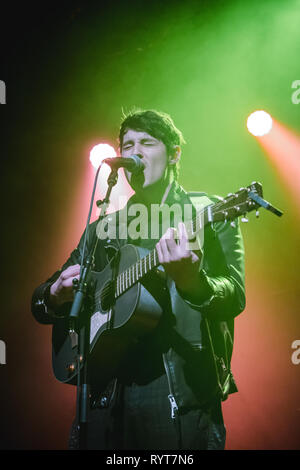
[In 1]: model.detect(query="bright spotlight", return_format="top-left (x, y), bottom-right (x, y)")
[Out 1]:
top-left (247, 110), bottom-right (273, 136)
top-left (89, 143), bottom-right (116, 169)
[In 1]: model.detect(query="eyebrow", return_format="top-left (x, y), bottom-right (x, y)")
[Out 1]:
top-left (123, 137), bottom-right (158, 146)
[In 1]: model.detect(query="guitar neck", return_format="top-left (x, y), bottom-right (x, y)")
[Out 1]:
top-left (115, 247), bottom-right (160, 297)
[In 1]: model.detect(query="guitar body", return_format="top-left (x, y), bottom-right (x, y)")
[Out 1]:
top-left (52, 244), bottom-right (164, 389)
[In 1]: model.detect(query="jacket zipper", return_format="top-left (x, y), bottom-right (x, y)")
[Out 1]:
top-left (162, 353), bottom-right (178, 419)
top-left (163, 352), bottom-right (182, 449)
top-left (168, 394), bottom-right (178, 419)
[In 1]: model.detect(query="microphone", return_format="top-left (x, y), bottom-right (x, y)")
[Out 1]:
top-left (103, 155), bottom-right (145, 174)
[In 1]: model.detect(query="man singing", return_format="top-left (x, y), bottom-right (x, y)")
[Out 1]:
top-left (31, 109), bottom-right (245, 450)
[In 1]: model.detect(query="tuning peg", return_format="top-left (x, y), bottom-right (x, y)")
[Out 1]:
top-left (241, 216), bottom-right (249, 223)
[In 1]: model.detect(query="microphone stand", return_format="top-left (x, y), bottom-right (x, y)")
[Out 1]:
top-left (69, 167), bottom-right (118, 450)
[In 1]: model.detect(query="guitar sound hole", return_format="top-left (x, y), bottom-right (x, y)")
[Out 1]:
top-left (100, 281), bottom-right (115, 312)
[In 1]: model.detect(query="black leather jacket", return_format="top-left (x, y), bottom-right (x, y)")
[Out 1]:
top-left (31, 182), bottom-right (245, 413)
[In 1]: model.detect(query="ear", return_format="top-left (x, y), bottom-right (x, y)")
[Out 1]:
top-left (169, 145), bottom-right (181, 165)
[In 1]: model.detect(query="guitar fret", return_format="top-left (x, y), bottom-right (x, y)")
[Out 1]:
top-left (207, 205), bottom-right (213, 222)
top-left (193, 218), bottom-right (197, 233)
top-left (186, 221), bottom-right (193, 239)
top-left (193, 213), bottom-right (199, 233)
top-left (140, 259), bottom-right (143, 277)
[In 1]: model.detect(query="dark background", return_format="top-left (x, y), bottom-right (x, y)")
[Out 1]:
top-left (0, 0), bottom-right (299, 450)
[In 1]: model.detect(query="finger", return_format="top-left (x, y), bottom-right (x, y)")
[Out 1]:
top-left (164, 233), bottom-right (178, 256)
top-left (155, 242), bottom-right (163, 264)
top-left (190, 250), bottom-right (200, 263)
top-left (61, 264), bottom-right (81, 280)
top-left (61, 274), bottom-right (80, 289)
top-left (161, 227), bottom-right (176, 241)
top-left (158, 237), bottom-right (171, 263)
top-left (178, 222), bottom-right (188, 241)
top-left (162, 227), bottom-right (179, 257)
top-left (65, 264), bottom-right (81, 275)
top-left (177, 222), bottom-right (189, 254)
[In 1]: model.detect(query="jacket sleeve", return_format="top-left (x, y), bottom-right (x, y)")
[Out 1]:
top-left (31, 229), bottom-right (88, 325)
top-left (180, 216), bottom-right (246, 322)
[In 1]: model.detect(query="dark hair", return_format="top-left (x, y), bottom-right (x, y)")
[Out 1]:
top-left (119, 108), bottom-right (185, 180)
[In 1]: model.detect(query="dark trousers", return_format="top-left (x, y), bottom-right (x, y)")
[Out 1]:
top-left (69, 374), bottom-right (226, 450)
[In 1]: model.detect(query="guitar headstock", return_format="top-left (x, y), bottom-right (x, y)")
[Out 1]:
top-left (212, 182), bottom-right (263, 223)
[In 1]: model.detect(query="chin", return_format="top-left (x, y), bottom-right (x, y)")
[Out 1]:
top-left (129, 172), bottom-right (145, 191)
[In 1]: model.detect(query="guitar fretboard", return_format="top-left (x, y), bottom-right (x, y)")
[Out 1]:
top-left (115, 248), bottom-right (159, 296)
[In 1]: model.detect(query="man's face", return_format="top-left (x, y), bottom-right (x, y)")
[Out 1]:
top-left (121, 129), bottom-right (169, 189)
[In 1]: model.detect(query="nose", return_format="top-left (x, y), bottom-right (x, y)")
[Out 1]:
top-left (133, 152), bottom-right (144, 160)
top-left (130, 142), bottom-right (144, 157)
